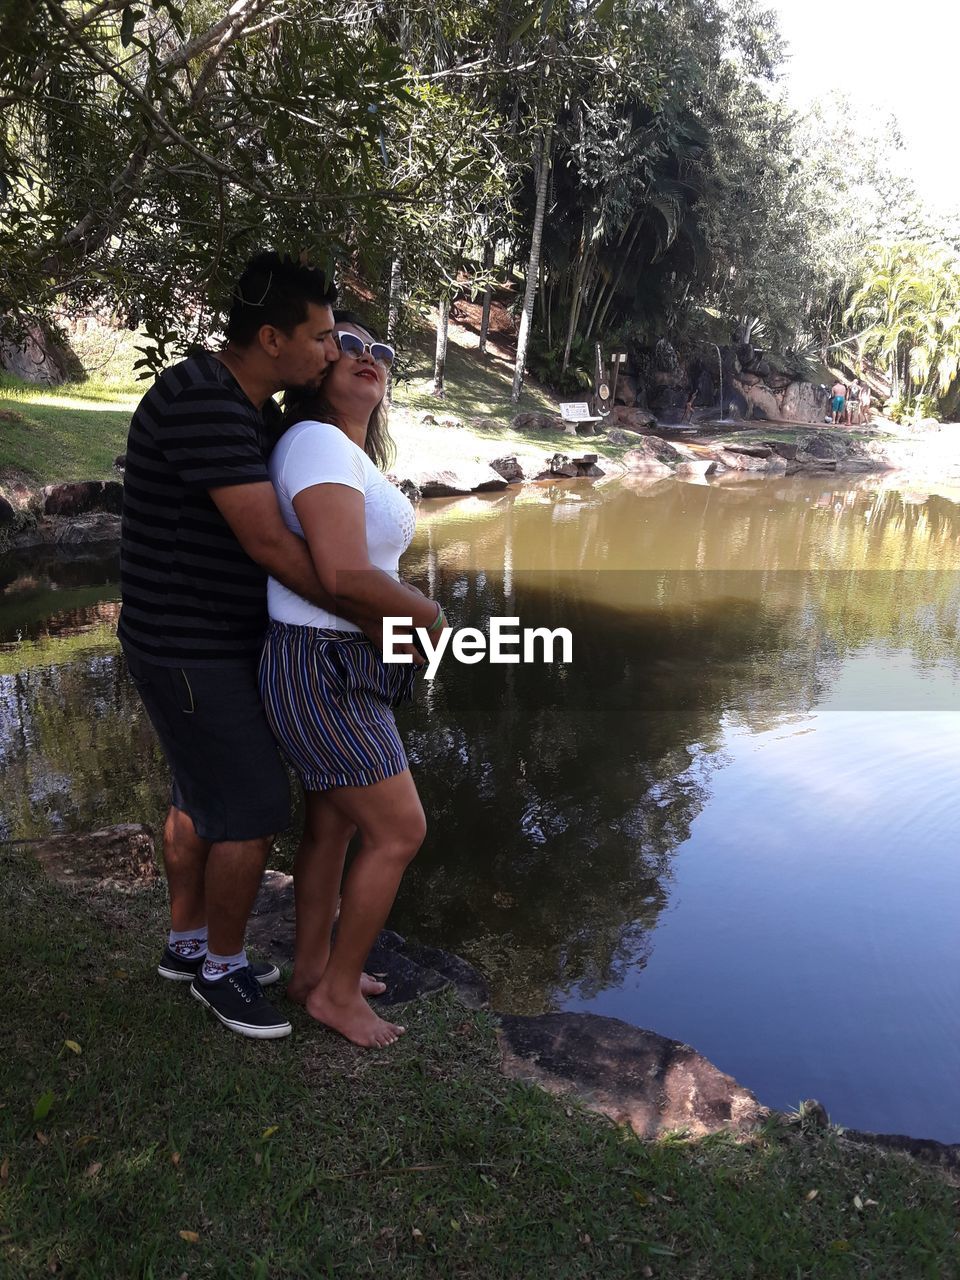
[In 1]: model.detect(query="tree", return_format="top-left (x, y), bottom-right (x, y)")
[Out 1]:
top-left (0, 0), bottom-right (507, 367)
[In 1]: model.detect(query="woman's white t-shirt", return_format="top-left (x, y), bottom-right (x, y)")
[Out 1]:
top-left (268, 419), bottom-right (416, 630)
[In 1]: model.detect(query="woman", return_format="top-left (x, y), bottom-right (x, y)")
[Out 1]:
top-left (259, 312), bottom-right (445, 1047)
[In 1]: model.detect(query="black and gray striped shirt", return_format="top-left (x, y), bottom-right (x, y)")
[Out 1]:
top-left (118, 351), bottom-right (283, 664)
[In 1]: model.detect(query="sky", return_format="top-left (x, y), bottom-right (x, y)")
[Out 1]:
top-left (770, 0), bottom-right (959, 210)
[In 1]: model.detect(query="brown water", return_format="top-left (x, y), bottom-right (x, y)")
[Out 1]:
top-left (2, 474), bottom-right (959, 1140)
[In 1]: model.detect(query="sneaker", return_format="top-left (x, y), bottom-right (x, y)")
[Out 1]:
top-left (190, 966), bottom-right (292, 1040)
top-left (158, 946), bottom-right (280, 986)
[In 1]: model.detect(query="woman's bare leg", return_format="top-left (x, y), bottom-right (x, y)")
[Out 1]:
top-left (306, 769), bottom-right (426, 1047)
top-left (286, 792), bottom-right (387, 1004)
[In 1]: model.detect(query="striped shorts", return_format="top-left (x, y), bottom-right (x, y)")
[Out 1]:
top-left (259, 622), bottom-right (418, 792)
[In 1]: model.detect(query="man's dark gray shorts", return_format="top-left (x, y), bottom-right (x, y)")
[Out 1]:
top-left (123, 646), bottom-right (290, 843)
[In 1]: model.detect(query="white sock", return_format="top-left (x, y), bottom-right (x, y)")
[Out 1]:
top-left (168, 926), bottom-right (208, 959)
top-left (201, 949), bottom-right (247, 982)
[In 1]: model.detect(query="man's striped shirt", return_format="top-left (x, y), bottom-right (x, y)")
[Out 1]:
top-left (118, 351), bottom-right (283, 664)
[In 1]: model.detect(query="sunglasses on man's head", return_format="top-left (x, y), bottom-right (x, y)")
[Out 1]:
top-left (334, 330), bottom-right (395, 367)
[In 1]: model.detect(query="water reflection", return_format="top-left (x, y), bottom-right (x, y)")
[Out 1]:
top-left (1, 475), bottom-right (959, 1137)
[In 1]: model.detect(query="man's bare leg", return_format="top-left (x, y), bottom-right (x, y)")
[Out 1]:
top-left (163, 806), bottom-right (211, 931)
top-left (204, 834), bottom-right (273, 957)
top-left (306, 770), bottom-right (426, 1047)
top-left (287, 793), bottom-right (388, 1004)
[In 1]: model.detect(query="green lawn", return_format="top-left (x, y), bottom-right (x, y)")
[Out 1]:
top-left (2, 853), bottom-right (957, 1279)
top-left (0, 320), bottom-right (562, 486)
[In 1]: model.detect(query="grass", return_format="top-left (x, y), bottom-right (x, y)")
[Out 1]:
top-left (2, 852), bottom-right (958, 1279)
top-left (0, 321), bottom-right (611, 488)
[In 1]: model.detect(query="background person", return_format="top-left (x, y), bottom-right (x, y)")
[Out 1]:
top-left (260, 313), bottom-right (445, 1048)
top-left (831, 378), bottom-right (848, 424)
top-left (845, 379), bottom-right (861, 426)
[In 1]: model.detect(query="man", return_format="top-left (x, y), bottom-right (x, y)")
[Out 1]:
top-left (845, 379), bottom-right (860, 427)
top-left (831, 378), bottom-right (847, 425)
top-left (120, 251), bottom-right (351, 1040)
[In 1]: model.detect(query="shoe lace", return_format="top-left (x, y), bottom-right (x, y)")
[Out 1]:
top-left (226, 966), bottom-right (261, 1005)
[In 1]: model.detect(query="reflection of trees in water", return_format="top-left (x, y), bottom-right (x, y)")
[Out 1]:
top-left (5, 480), bottom-right (960, 1011)
top-left (0, 655), bottom-right (167, 840)
top-left (391, 569), bottom-right (828, 1013)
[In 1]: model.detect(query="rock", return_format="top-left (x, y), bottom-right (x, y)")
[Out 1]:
top-left (766, 440), bottom-right (798, 461)
top-left (799, 432), bottom-right (845, 462)
top-left (14, 511), bottom-right (124, 548)
top-left (610, 406), bottom-right (657, 431)
top-left (246, 869), bottom-right (488, 1008)
top-left (398, 478), bottom-right (422, 504)
top-left (497, 1012), bottom-right (765, 1140)
top-left (53, 513), bottom-right (122, 544)
top-left (511, 412), bottom-right (564, 433)
top-left (623, 455), bottom-right (673, 478)
top-left (781, 381), bottom-right (828, 423)
top-left (546, 454), bottom-right (578, 478)
top-left (0, 323), bottom-right (80, 385)
top-left (613, 373), bottom-right (638, 406)
top-left (41, 480), bottom-right (124, 517)
top-left (29, 824), bottom-right (157, 891)
top-left (722, 388), bottom-right (749, 420)
top-left (101, 481), bottom-right (123, 514)
top-left (675, 460), bottom-right (717, 480)
top-left (43, 482), bottom-right (104, 517)
top-left (719, 442), bottom-right (773, 458)
top-left (717, 449), bottom-right (773, 473)
top-left (745, 385), bottom-right (781, 422)
top-left (604, 429), bottom-right (631, 445)
top-left (488, 456), bottom-right (524, 483)
top-left (622, 436), bottom-right (684, 475)
top-left (407, 463), bottom-right (508, 497)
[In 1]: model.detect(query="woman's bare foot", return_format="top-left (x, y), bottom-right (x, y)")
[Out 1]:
top-left (305, 981), bottom-right (405, 1048)
top-left (287, 971), bottom-right (386, 1005)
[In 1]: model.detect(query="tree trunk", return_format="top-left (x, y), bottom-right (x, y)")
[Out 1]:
top-left (562, 235), bottom-right (592, 374)
top-left (511, 126), bottom-right (552, 404)
top-left (385, 256), bottom-right (402, 404)
top-left (433, 294), bottom-right (450, 397)
top-left (478, 241), bottom-right (494, 355)
top-left (586, 216), bottom-right (642, 342)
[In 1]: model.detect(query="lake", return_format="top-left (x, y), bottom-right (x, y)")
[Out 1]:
top-left (2, 471), bottom-right (959, 1141)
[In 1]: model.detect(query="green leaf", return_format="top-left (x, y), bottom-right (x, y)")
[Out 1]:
top-left (33, 1091), bottom-right (54, 1123)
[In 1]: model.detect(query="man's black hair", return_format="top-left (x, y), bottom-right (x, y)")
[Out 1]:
top-left (225, 251), bottom-right (337, 345)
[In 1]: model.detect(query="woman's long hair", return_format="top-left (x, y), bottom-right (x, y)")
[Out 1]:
top-left (282, 309), bottom-right (395, 471)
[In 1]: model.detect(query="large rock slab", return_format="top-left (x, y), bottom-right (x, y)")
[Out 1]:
top-left (622, 436), bottom-right (685, 477)
top-left (488, 455), bottom-right (524, 483)
top-left (42, 481), bottom-right (123, 517)
top-left (497, 1012), bottom-right (765, 1139)
top-left (28, 824), bottom-right (157, 892)
top-left (404, 463), bottom-right (508, 498)
top-left (14, 512), bottom-right (124, 548)
top-left (246, 869), bottom-right (490, 1009)
top-left (609, 406), bottom-right (657, 432)
top-left (511, 411), bottom-right (565, 433)
top-left (781, 381), bottom-right (829, 424)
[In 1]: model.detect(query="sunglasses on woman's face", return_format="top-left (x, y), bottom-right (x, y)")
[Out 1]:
top-left (334, 330), bottom-right (395, 367)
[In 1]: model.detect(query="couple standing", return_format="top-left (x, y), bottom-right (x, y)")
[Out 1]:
top-left (119, 252), bottom-right (445, 1047)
